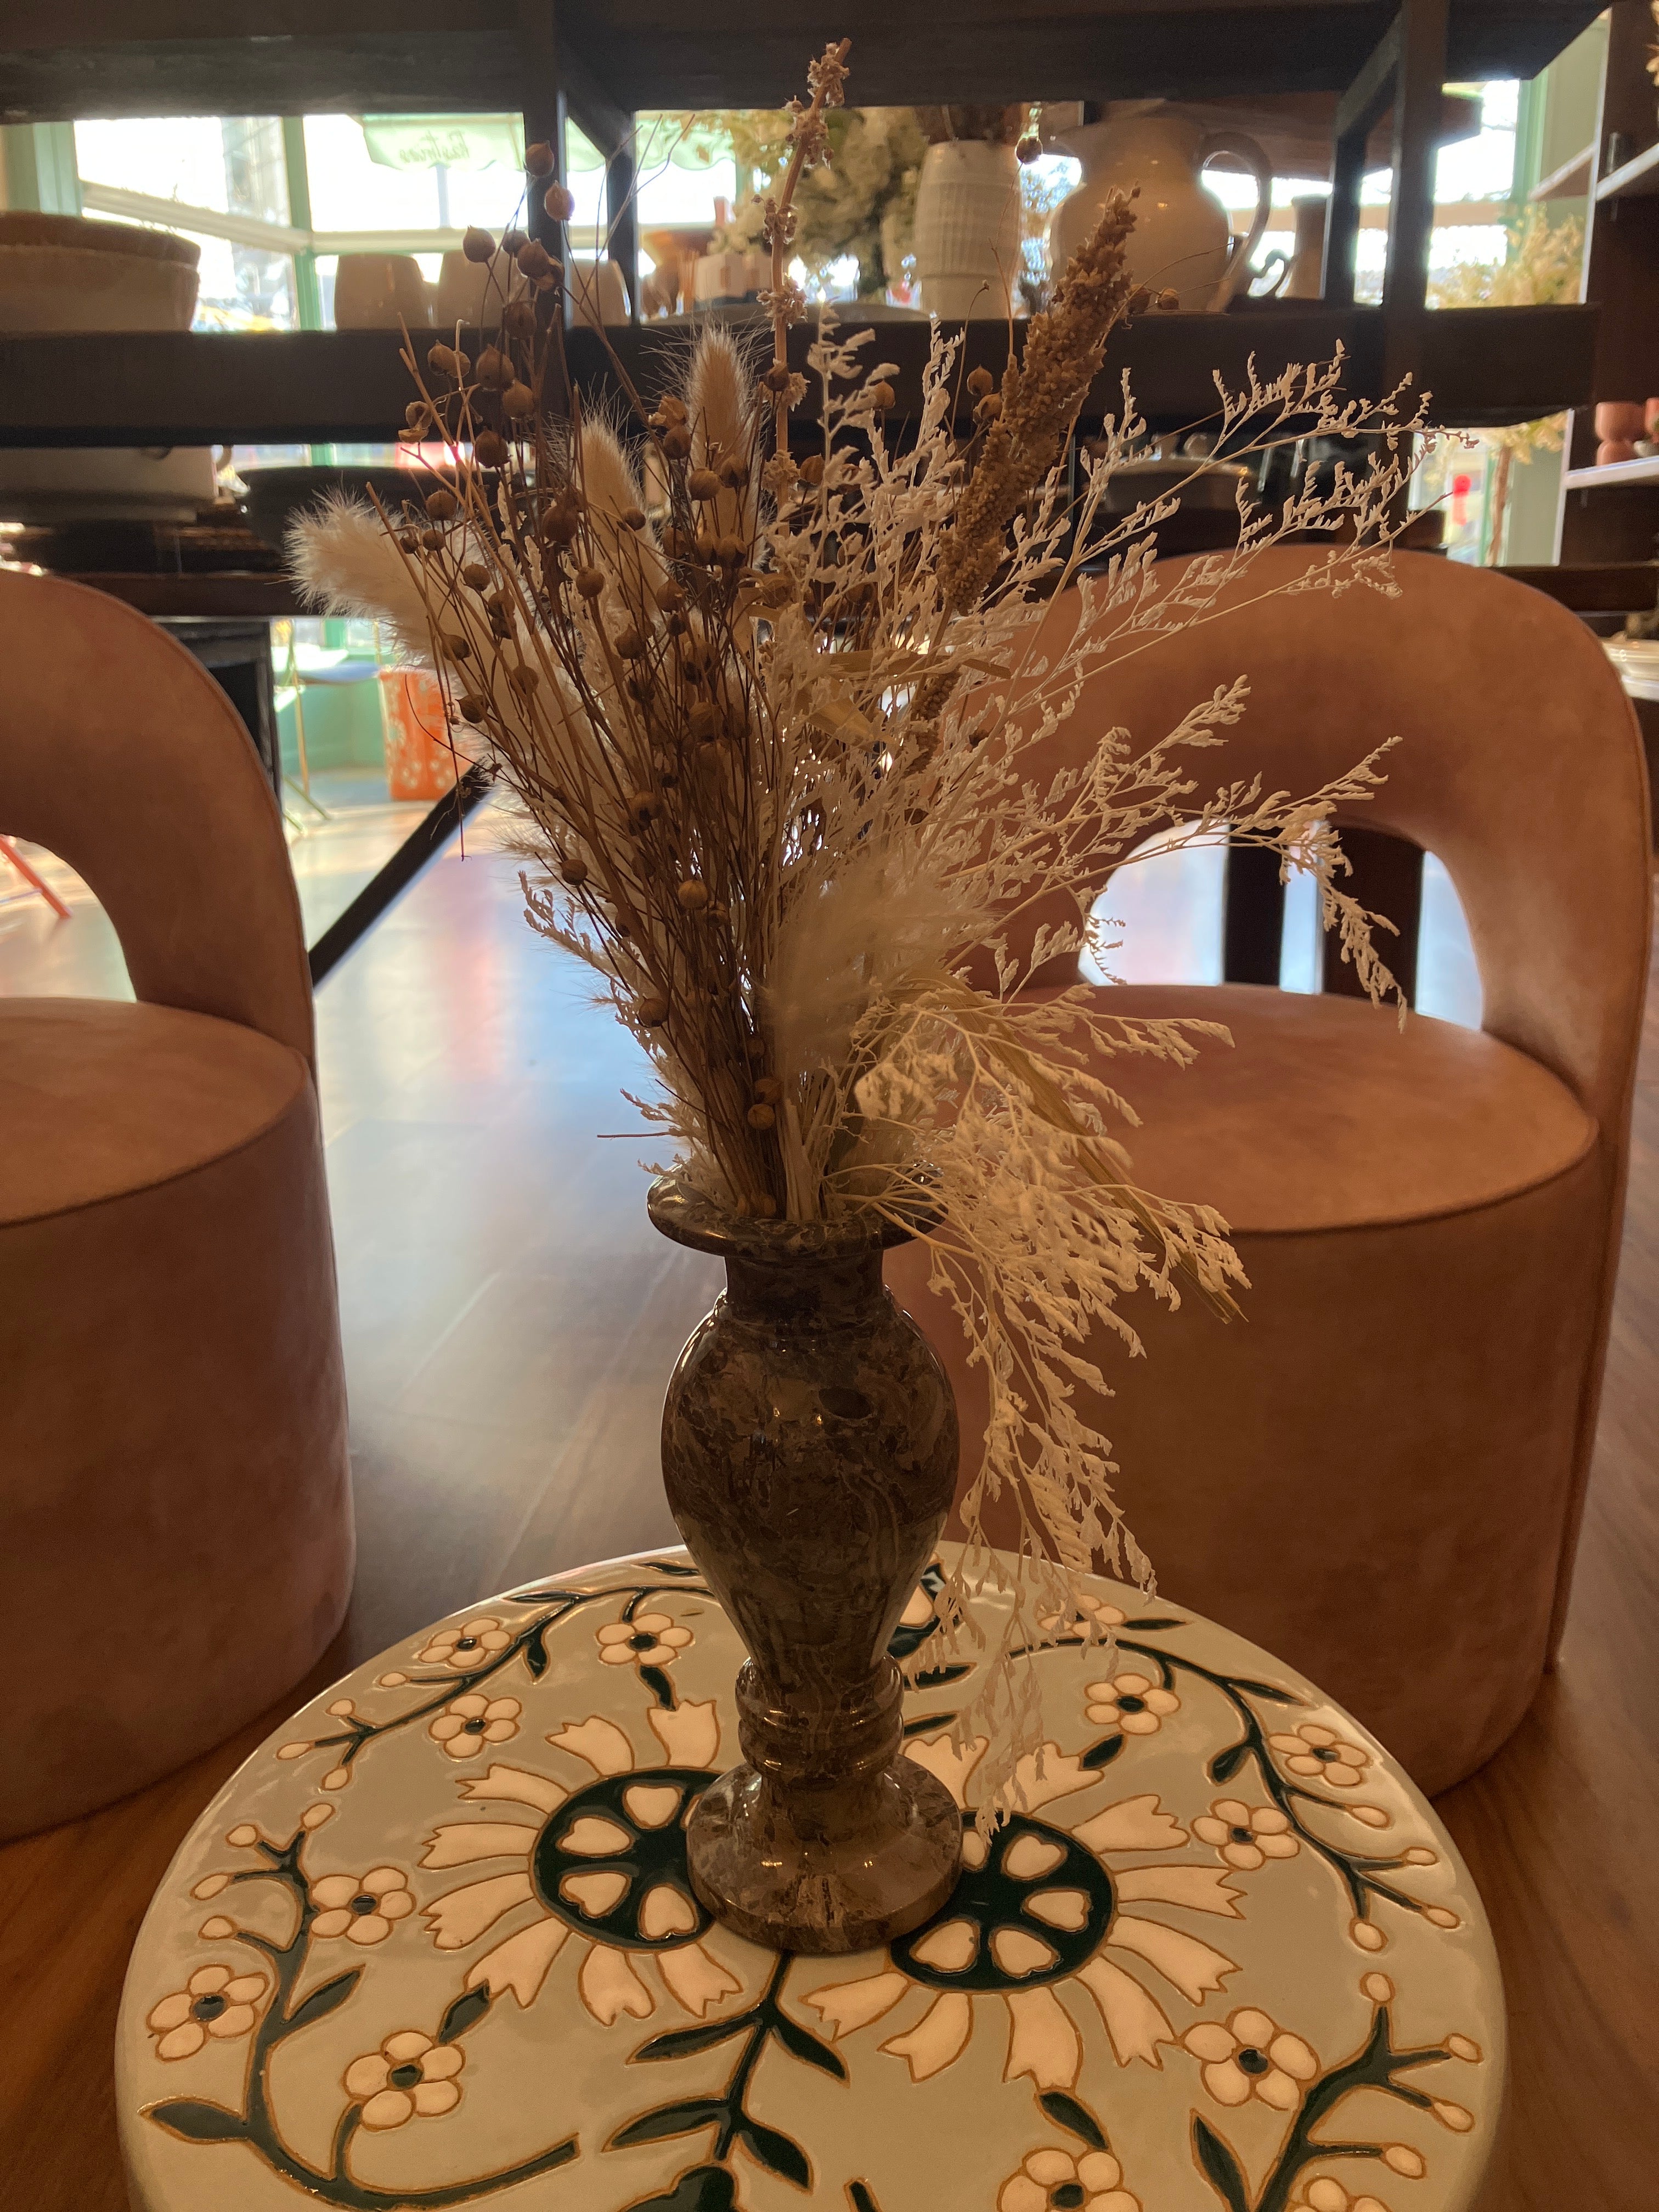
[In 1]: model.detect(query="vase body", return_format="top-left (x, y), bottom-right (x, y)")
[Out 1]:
top-left (649, 1174), bottom-right (962, 1953)
top-left (912, 139), bottom-right (1021, 319)
top-left (1050, 106), bottom-right (1272, 312)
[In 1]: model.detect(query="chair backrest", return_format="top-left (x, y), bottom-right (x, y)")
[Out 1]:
top-left (0, 570), bottom-right (314, 1066)
top-left (1018, 548), bottom-right (1651, 1137)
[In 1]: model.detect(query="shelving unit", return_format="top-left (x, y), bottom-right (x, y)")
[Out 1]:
top-left (1564, 454), bottom-right (1659, 488)
top-left (1595, 136), bottom-right (1659, 199)
top-left (0, 0), bottom-right (1611, 446)
top-left (0, 302), bottom-right (1601, 448)
top-left (1555, 0), bottom-right (1659, 563)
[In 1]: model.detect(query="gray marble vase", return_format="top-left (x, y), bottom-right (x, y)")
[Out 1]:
top-left (648, 1172), bottom-right (963, 1953)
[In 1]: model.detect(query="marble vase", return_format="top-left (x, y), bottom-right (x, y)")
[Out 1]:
top-left (648, 1172), bottom-right (963, 1953)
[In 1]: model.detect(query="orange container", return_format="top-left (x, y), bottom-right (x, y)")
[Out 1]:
top-left (378, 668), bottom-right (464, 802)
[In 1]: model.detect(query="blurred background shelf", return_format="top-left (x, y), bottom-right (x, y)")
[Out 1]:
top-left (0, 2), bottom-right (1609, 116)
top-left (0, 302), bottom-right (1601, 445)
top-left (1563, 454), bottom-right (1659, 489)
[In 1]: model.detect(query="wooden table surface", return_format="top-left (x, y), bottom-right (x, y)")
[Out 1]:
top-left (2, 823), bottom-right (1654, 2210)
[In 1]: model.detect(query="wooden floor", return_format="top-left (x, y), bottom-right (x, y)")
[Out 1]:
top-left (0, 817), bottom-right (1654, 2208)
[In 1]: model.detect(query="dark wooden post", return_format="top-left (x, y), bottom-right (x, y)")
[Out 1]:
top-left (1222, 840), bottom-right (1288, 985)
top-left (1381, 0), bottom-right (1451, 390)
top-left (517, 0), bottom-right (569, 349)
top-left (607, 142), bottom-right (640, 324)
top-left (1323, 14), bottom-right (1400, 304)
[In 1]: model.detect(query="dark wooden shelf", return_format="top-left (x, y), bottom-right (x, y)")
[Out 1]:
top-left (1533, 141), bottom-right (1594, 199)
top-left (0, 304), bottom-right (1600, 450)
top-left (0, 0), bottom-right (1607, 117)
top-left (1563, 455), bottom-right (1659, 489)
top-left (1499, 560), bottom-right (1659, 612)
top-left (33, 572), bottom-right (306, 618)
top-left (1595, 138), bottom-right (1659, 201)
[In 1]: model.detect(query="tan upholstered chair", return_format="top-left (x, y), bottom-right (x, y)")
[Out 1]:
top-left (0, 572), bottom-right (353, 1837)
top-left (887, 550), bottom-right (1650, 1795)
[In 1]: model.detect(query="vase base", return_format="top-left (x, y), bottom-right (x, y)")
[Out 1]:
top-left (686, 1758), bottom-right (963, 1954)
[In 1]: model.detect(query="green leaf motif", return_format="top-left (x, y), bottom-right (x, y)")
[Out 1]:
top-left (608, 2097), bottom-right (726, 2149)
top-left (1228, 1677), bottom-right (1299, 1703)
top-left (1192, 2117), bottom-right (1251, 2212)
top-left (1209, 1741), bottom-right (1249, 1784)
top-left (643, 1559), bottom-right (702, 1576)
top-left (284, 1968), bottom-right (362, 2033)
top-left (639, 1663), bottom-right (676, 1709)
top-left (911, 1662), bottom-right (973, 1689)
top-left (1124, 1615), bottom-right (1184, 1630)
top-left (625, 2163), bottom-right (737, 2212)
top-left (1038, 2090), bottom-right (1107, 2151)
top-left (635, 2018), bottom-right (753, 2063)
top-left (146, 2099), bottom-right (248, 2145)
top-left (1080, 1734), bottom-right (1127, 1770)
top-left (847, 2187), bottom-right (882, 2212)
top-left (738, 2118), bottom-right (811, 2189)
top-left (772, 2010), bottom-right (847, 2079)
top-left (437, 1984), bottom-right (493, 2044)
top-left (525, 1630), bottom-right (549, 1678)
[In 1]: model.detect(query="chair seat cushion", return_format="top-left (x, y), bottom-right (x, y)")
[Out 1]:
top-left (0, 997), bottom-right (309, 1227)
top-left (1083, 983), bottom-right (1595, 1234)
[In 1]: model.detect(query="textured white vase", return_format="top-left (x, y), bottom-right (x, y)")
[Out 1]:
top-left (912, 139), bottom-right (1021, 319)
top-left (1049, 104), bottom-right (1271, 312)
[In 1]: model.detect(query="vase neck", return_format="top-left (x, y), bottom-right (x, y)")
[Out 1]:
top-left (723, 1242), bottom-right (885, 1325)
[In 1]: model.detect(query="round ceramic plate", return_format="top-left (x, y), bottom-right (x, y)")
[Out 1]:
top-left (117, 1547), bottom-right (1503, 2212)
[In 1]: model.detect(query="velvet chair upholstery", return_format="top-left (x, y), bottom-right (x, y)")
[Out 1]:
top-left (885, 550), bottom-right (1650, 1793)
top-left (0, 572), bottom-right (352, 1837)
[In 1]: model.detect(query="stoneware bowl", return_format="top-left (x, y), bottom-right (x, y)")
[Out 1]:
top-left (0, 211), bottom-right (199, 332)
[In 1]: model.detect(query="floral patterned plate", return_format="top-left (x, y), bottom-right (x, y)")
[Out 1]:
top-left (117, 1547), bottom-right (1503, 2212)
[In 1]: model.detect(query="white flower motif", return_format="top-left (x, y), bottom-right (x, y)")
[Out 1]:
top-left (596, 1612), bottom-right (693, 1669)
top-left (416, 1616), bottom-right (512, 1669)
top-left (146, 1965), bottom-right (268, 2059)
top-left (1182, 2007), bottom-right (1320, 2111)
top-left (309, 1866), bottom-right (416, 1944)
top-left (1084, 1672), bottom-right (1180, 1737)
top-left (428, 1693), bottom-right (522, 1758)
top-left (420, 1704), bottom-right (741, 2030)
top-left (998, 2145), bottom-right (1139, 2212)
top-left (1289, 2182), bottom-right (1392, 2212)
top-left (804, 1736), bottom-right (1241, 2089)
top-left (1037, 1592), bottom-right (1127, 1637)
top-left (1191, 1799), bottom-right (1299, 1871)
top-left (1268, 1722), bottom-right (1372, 1788)
top-left (343, 2030), bottom-right (464, 2129)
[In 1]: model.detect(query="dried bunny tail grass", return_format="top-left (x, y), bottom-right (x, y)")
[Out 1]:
top-left (574, 414), bottom-right (667, 630)
top-left (764, 840), bottom-right (990, 1080)
top-left (935, 189), bottom-right (1138, 619)
top-left (688, 323), bottom-right (761, 540)
top-left (289, 494), bottom-right (432, 655)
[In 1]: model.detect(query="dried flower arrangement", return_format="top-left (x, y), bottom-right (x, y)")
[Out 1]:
top-left (294, 38), bottom-right (1421, 1810)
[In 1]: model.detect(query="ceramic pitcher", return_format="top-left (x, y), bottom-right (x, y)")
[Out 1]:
top-left (1050, 104), bottom-right (1273, 312)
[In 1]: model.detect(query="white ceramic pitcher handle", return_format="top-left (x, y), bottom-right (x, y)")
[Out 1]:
top-left (1198, 129), bottom-right (1273, 311)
